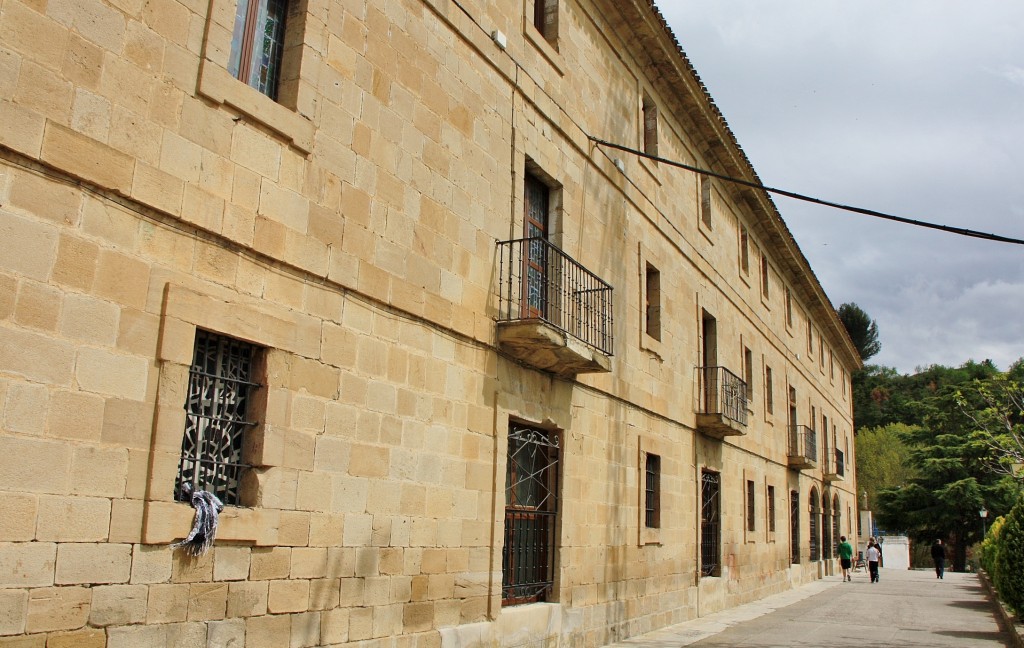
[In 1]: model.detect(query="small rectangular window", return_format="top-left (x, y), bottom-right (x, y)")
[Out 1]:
top-left (746, 480), bottom-right (756, 533)
top-left (645, 453), bottom-right (661, 528)
top-left (532, 0), bottom-right (558, 43)
top-left (819, 338), bottom-right (825, 369)
top-left (807, 319), bottom-right (814, 355)
top-left (739, 226), bottom-right (750, 274)
top-left (700, 176), bottom-right (712, 229)
top-left (760, 253), bottom-right (770, 299)
top-left (829, 349), bottom-right (835, 380)
top-left (176, 330), bottom-right (262, 506)
top-left (228, 0), bottom-right (289, 100)
top-left (645, 263), bottom-right (661, 341)
top-left (785, 288), bottom-right (794, 327)
top-left (767, 485), bottom-right (776, 533)
top-left (765, 365), bottom-right (774, 415)
top-left (743, 347), bottom-right (754, 404)
top-left (642, 94), bottom-right (658, 156)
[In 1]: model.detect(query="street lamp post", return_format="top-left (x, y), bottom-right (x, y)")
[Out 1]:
top-left (980, 508), bottom-right (989, 538)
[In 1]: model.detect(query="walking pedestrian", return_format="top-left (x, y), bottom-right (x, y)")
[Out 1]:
top-left (931, 539), bottom-right (946, 579)
top-left (838, 535), bottom-right (854, 582)
top-left (866, 538), bottom-right (881, 583)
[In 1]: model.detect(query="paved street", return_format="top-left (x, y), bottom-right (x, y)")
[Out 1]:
top-left (611, 568), bottom-right (1012, 648)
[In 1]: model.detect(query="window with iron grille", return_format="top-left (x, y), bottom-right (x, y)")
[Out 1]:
top-left (790, 490), bottom-right (800, 564)
top-left (701, 470), bottom-right (721, 577)
top-left (746, 480), bottom-right (755, 533)
top-left (832, 495), bottom-right (841, 556)
top-left (503, 423), bottom-right (560, 605)
top-left (809, 489), bottom-right (821, 561)
top-left (767, 485), bottom-right (776, 533)
top-left (228, 0), bottom-right (290, 100)
top-left (175, 330), bottom-right (262, 506)
top-left (644, 453), bottom-right (661, 528)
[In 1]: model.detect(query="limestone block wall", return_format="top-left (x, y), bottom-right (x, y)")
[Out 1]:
top-left (0, 0), bottom-right (860, 645)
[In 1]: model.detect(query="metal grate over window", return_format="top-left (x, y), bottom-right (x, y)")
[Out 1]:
top-left (790, 490), bottom-right (800, 564)
top-left (832, 496), bottom-right (841, 557)
top-left (645, 454), bottom-right (661, 528)
top-left (175, 330), bottom-right (261, 506)
top-left (503, 424), bottom-right (560, 605)
top-left (809, 491), bottom-right (821, 561)
top-left (701, 470), bottom-right (721, 577)
top-left (768, 485), bottom-right (776, 533)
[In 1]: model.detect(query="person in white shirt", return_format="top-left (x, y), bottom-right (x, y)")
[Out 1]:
top-left (866, 539), bottom-right (881, 583)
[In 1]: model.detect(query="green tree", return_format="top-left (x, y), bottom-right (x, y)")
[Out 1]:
top-left (854, 423), bottom-right (917, 511)
top-left (837, 302), bottom-right (881, 361)
top-left (956, 371), bottom-right (1024, 483)
top-left (874, 377), bottom-right (1019, 571)
top-left (994, 500), bottom-right (1024, 615)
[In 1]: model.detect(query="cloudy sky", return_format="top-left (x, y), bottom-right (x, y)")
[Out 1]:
top-left (656, 1), bottom-right (1024, 374)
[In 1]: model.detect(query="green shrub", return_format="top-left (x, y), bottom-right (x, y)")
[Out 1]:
top-left (994, 499), bottom-right (1024, 616)
top-left (980, 515), bottom-right (1005, 577)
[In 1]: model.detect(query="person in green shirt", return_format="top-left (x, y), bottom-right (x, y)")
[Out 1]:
top-left (838, 535), bottom-right (854, 582)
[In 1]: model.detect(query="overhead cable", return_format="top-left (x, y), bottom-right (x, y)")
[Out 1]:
top-left (589, 136), bottom-right (1024, 246)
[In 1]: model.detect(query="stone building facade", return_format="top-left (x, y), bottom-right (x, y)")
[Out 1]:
top-left (0, 0), bottom-right (860, 646)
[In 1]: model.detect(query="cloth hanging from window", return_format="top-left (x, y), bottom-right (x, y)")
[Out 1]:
top-left (171, 482), bottom-right (224, 556)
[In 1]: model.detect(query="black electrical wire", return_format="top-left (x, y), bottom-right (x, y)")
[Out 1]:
top-left (590, 136), bottom-right (1024, 246)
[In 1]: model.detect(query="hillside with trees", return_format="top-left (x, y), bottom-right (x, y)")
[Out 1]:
top-left (842, 304), bottom-right (1024, 572)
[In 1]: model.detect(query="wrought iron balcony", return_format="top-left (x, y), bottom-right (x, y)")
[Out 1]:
top-left (496, 238), bottom-right (613, 376)
top-left (788, 425), bottom-right (818, 469)
top-left (824, 448), bottom-right (845, 482)
top-left (695, 366), bottom-right (748, 438)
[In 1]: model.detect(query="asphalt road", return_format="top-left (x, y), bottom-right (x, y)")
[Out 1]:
top-left (611, 568), bottom-right (1012, 648)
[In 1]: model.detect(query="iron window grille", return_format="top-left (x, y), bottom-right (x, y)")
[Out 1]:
top-left (790, 490), bottom-right (800, 564)
top-left (832, 496), bottom-right (841, 556)
top-left (228, 0), bottom-right (289, 100)
top-left (701, 470), bottom-right (721, 577)
top-left (768, 485), bottom-right (776, 533)
top-left (496, 237), bottom-right (614, 356)
top-left (175, 330), bottom-right (261, 506)
top-left (645, 454), bottom-right (661, 528)
top-left (809, 492), bottom-right (821, 561)
top-left (503, 423), bottom-right (560, 605)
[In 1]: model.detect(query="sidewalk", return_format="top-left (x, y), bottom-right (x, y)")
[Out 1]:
top-left (608, 568), bottom-right (1013, 648)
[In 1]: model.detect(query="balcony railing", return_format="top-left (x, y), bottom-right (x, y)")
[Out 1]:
top-left (788, 425), bottom-right (818, 469)
top-left (824, 448), bottom-right (845, 481)
top-left (695, 366), bottom-right (748, 438)
top-left (496, 238), bottom-right (613, 375)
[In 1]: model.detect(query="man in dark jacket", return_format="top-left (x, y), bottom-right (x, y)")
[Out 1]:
top-left (931, 539), bottom-right (946, 579)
